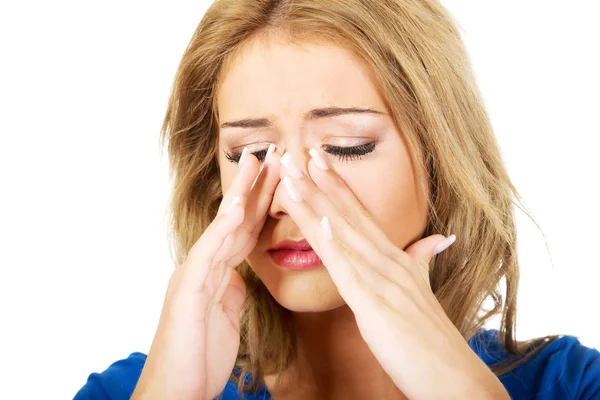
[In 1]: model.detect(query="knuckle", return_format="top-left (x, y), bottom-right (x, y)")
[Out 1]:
top-left (302, 180), bottom-right (320, 198)
top-left (382, 282), bottom-right (407, 306)
top-left (338, 213), bottom-right (356, 230)
top-left (218, 193), bottom-right (246, 216)
top-left (393, 265), bottom-right (412, 282)
top-left (356, 203), bottom-right (372, 222)
top-left (338, 238), bottom-right (356, 259)
top-left (363, 245), bottom-right (382, 264)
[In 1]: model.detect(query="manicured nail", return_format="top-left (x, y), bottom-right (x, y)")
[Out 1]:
top-left (250, 175), bottom-right (259, 190)
top-left (224, 196), bottom-right (241, 215)
top-left (433, 234), bottom-right (456, 255)
top-left (280, 152), bottom-right (303, 178)
top-left (309, 148), bottom-right (328, 170)
top-left (264, 143), bottom-right (276, 166)
top-left (238, 147), bottom-right (249, 169)
top-left (282, 176), bottom-right (302, 202)
top-left (256, 143), bottom-right (276, 180)
top-left (321, 216), bottom-right (332, 241)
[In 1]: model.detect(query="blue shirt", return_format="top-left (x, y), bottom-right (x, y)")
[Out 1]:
top-left (74, 329), bottom-right (600, 399)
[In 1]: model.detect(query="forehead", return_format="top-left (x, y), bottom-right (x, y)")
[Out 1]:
top-left (216, 38), bottom-right (388, 121)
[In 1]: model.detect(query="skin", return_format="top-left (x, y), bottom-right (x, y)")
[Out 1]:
top-left (132, 35), bottom-right (508, 400)
top-left (217, 37), bottom-right (429, 399)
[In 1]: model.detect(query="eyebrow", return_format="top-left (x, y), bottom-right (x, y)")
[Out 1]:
top-left (219, 107), bottom-right (385, 129)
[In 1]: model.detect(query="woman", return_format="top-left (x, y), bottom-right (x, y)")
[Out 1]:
top-left (74, 0), bottom-right (600, 399)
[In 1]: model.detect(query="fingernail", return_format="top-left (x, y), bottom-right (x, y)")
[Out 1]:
top-left (282, 176), bottom-right (302, 202)
top-left (309, 148), bottom-right (328, 170)
top-left (280, 152), bottom-right (303, 178)
top-left (257, 143), bottom-right (276, 179)
top-left (250, 175), bottom-right (259, 190)
top-left (254, 144), bottom-right (276, 188)
top-left (264, 143), bottom-right (276, 166)
top-left (433, 234), bottom-right (456, 255)
top-left (238, 147), bottom-right (249, 169)
top-left (224, 196), bottom-right (241, 215)
top-left (321, 216), bottom-right (332, 241)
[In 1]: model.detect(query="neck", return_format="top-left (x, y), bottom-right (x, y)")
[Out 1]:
top-left (265, 305), bottom-right (406, 399)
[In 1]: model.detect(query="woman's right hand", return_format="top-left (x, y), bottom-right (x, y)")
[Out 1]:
top-left (132, 146), bottom-right (281, 400)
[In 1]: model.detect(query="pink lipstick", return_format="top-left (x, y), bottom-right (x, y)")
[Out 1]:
top-left (268, 239), bottom-right (322, 270)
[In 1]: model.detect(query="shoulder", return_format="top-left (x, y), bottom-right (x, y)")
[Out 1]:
top-left (471, 329), bottom-right (600, 400)
top-left (74, 352), bottom-right (147, 399)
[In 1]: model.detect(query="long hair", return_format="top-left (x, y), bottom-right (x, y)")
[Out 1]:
top-left (159, 0), bottom-right (559, 394)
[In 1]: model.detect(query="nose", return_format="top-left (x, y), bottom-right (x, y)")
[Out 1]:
top-left (268, 149), bottom-right (309, 219)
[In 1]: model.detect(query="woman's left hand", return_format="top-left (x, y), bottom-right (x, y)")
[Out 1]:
top-left (278, 151), bottom-right (510, 400)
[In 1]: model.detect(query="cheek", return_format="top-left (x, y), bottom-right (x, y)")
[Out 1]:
top-left (337, 155), bottom-right (427, 247)
top-left (218, 162), bottom-right (236, 194)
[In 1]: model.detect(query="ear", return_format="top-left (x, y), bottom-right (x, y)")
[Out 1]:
top-left (404, 234), bottom-right (455, 286)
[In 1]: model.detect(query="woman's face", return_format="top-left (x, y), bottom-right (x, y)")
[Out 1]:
top-left (217, 37), bottom-right (429, 312)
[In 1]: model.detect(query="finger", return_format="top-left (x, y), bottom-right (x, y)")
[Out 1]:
top-left (307, 148), bottom-right (411, 264)
top-left (211, 147), bottom-right (281, 271)
top-left (212, 266), bottom-right (233, 305)
top-left (305, 152), bottom-right (433, 287)
top-left (216, 150), bottom-right (262, 217)
top-left (250, 143), bottom-right (277, 191)
top-left (211, 218), bottom-right (254, 271)
top-left (278, 180), bottom-right (393, 311)
top-left (282, 181), bottom-right (407, 303)
top-left (203, 250), bottom-right (229, 297)
top-left (280, 153), bottom-right (408, 288)
top-left (276, 176), bottom-right (360, 302)
top-left (405, 233), bottom-right (454, 287)
top-left (243, 144), bottom-right (281, 234)
top-left (205, 267), bottom-right (246, 331)
top-left (182, 202), bottom-right (245, 290)
top-left (183, 154), bottom-right (261, 288)
top-left (220, 270), bottom-right (247, 330)
top-left (185, 146), bottom-right (267, 279)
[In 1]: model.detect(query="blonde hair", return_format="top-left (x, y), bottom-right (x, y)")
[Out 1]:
top-left (159, 0), bottom-right (559, 394)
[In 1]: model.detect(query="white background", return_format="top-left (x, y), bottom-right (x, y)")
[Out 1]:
top-left (1, 1), bottom-right (598, 399)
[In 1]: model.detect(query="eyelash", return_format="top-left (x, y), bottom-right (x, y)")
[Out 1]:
top-left (323, 142), bottom-right (376, 162)
top-left (224, 142), bottom-right (377, 164)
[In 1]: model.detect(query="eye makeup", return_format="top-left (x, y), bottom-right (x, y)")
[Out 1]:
top-left (224, 147), bottom-right (269, 164)
top-left (223, 141), bottom-right (377, 165)
top-left (322, 142), bottom-right (376, 162)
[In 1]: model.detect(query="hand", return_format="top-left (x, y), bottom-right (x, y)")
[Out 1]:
top-left (278, 150), bottom-right (510, 400)
top-left (132, 145), bottom-right (281, 400)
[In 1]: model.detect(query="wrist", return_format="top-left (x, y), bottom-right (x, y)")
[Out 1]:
top-left (444, 352), bottom-right (509, 400)
top-left (453, 369), bottom-right (509, 399)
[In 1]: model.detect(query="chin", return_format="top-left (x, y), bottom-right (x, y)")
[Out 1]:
top-left (274, 289), bottom-right (346, 312)
top-left (249, 261), bottom-right (346, 312)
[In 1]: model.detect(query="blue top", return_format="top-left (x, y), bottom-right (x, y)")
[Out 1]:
top-left (74, 329), bottom-right (600, 400)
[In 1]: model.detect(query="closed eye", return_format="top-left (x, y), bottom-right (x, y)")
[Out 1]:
top-left (224, 148), bottom-right (268, 164)
top-left (223, 142), bottom-right (376, 165)
top-left (323, 142), bottom-right (376, 162)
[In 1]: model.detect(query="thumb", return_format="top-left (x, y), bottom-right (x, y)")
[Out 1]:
top-left (404, 234), bottom-right (456, 284)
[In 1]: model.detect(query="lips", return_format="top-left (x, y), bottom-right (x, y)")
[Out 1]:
top-left (270, 239), bottom-right (313, 251)
top-left (268, 239), bottom-right (323, 270)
